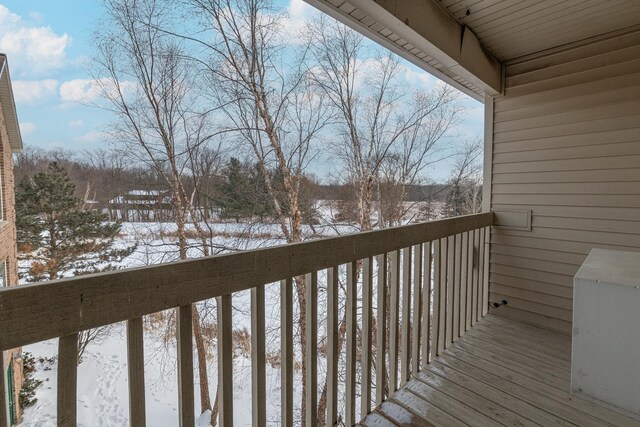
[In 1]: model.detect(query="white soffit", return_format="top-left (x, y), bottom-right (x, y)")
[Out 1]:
top-left (304, 0), bottom-right (503, 102)
top-left (440, 0), bottom-right (640, 62)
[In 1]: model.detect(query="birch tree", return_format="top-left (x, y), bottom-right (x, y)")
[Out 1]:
top-left (175, 0), bottom-right (332, 423)
top-left (95, 0), bottom-right (224, 419)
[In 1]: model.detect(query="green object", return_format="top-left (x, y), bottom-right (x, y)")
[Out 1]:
top-left (7, 362), bottom-right (14, 426)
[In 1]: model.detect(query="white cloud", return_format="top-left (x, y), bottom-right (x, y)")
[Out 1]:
top-left (74, 130), bottom-right (107, 143)
top-left (19, 122), bottom-right (36, 135)
top-left (12, 79), bottom-right (58, 104)
top-left (60, 78), bottom-right (137, 104)
top-left (281, 0), bottom-right (318, 44)
top-left (0, 5), bottom-right (71, 76)
top-left (69, 119), bottom-right (84, 128)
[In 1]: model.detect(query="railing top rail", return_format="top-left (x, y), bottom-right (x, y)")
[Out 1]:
top-left (0, 212), bottom-right (492, 350)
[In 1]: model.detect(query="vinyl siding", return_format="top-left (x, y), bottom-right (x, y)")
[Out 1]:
top-left (488, 28), bottom-right (640, 334)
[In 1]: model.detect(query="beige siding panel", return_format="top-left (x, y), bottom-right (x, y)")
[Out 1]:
top-left (493, 182), bottom-right (640, 195)
top-left (490, 273), bottom-right (573, 298)
top-left (493, 155), bottom-right (640, 174)
top-left (494, 102), bottom-right (640, 134)
top-left (506, 44), bottom-right (640, 87)
top-left (489, 285), bottom-right (573, 311)
top-left (490, 29), bottom-right (640, 333)
top-left (494, 141), bottom-right (640, 164)
top-left (490, 232), bottom-right (640, 255)
top-left (505, 57), bottom-right (640, 97)
top-left (490, 264), bottom-right (572, 288)
top-left (507, 29), bottom-right (640, 75)
top-left (493, 115), bottom-right (640, 144)
top-left (494, 80), bottom-right (640, 122)
top-left (491, 254), bottom-right (578, 276)
top-left (494, 72), bottom-right (640, 112)
top-left (492, 204), bottom-right (640, 221)
top-left (490, 244), bottom-right (586, 265)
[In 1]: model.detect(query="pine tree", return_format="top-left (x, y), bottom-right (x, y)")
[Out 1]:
top-left (16, 162), bottom-right (135, 282)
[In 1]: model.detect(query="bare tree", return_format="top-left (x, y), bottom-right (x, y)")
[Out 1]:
top-left (94, 0), bottom-right (227, 418)
top-left (158, 0), bottom-right (333, 423)
top-left (305, 17), bottom-right (462, 233)
top-left (444, 139), bottom-right (483, 217)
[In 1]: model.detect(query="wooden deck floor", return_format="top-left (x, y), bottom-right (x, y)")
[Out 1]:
top-left (360, 314), bottom-right (640, 427)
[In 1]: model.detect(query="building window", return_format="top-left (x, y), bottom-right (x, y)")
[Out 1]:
top-left (0, 259), bottom-right (6, 287)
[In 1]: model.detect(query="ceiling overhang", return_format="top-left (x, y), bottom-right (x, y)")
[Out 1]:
top-left (0, 55), bottom-right (23, 152)
top-left (304, 0), bottom-right (503, 102)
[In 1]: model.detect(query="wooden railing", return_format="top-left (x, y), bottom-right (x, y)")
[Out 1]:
top-left (0, 212), bottom-right (492, 427)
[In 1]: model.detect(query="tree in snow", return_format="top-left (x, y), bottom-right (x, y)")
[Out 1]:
top-left (16, 162), bottom-right (135, 281)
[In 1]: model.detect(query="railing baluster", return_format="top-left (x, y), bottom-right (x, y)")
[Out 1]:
top-left (361, 257), bottom-right (373, 415)
top-left (445, 235), bottom-right (454, 348)
top-left (217, 295), bottom-right (233, 427)
top-left (251, 286), bottom-right (266, 427)
top-left (345, 261), bottom-right (358, 426)
top-left (472, 229), bottom-right (479, 326)
top-left (477, 228), bottom-right (484, 322)
top-left (432, 240), bottom-right (441, 356)
top-left (467, 231), bottom-right (475, 331)
top-left (440, 237), bottom-right (449, 352)
top-left (327, 267), bottom-right (339, 426)
top-left (400, 246), bottom-right (412, 386)
top-left (460, 232), bottom-right (470, 334)
top-left (375, 254), bottom-right (387, 406)
top-left (127, 317), bottom-right (146, 427)
top-left (389, 251), bottom-right (400, 392)
top-left (305, 272), bottom-right (318, 426)
top-left (411, 244), bottom-right (422, 375)
top-left (453, 233), bottom-right (462, 341)
top-left (483, 226), bottom-right (490, 317)
top-left (177, 306), bottom-right (194, 427)
top-left (58, 333), bottom-right (78, 427)
top-left (422, 242), bottom-right (432, 365)
top-left (280, 279), bottom-right (293, 426)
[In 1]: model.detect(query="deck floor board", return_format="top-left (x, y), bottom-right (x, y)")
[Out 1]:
top-left (360, 314), bottom-right (640, 426)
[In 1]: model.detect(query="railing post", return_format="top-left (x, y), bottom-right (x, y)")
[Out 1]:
top-left (177, 306), bottom-right (194, 427)
top-left (422, 242), bottom-right (432, 365)
top-left (251, 286), bottom-right (266, 427)
top-left (345, 261), bottom-right (358, 426)
top-left (361, 257), bottom-right (373, 415)
top-left (217, 295), bottom-right (233, 427)
top-left (400, 247), bottom-right (412, 386)
top-left (389, 251), bottom-right (400, 392)
top-left (305, 272), bottom-right (318, 426)
top-left (326, 267), bottom-right (339, 426)
top-left (375, 254), bottom-right (387, 406)
top-left (127, 317), bottom-right (146, 427)
top-left (280, 279), bottom-right (293, 426)
top-left (58, 333), bottom-right (78, 427)
top-left (411, 244), bottom-right (422, 375)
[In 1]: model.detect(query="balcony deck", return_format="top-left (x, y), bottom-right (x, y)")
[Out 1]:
top-left (360, 314), bottom-right (640, 427)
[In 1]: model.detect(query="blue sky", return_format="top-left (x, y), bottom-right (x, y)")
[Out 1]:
top-left (0, 0), bottom-right (483, 182)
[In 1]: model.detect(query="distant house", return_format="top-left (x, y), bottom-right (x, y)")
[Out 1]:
top-left (107, 189), bottom-right (175, 222)
top-left (0, 53), bottom-right (24, 425)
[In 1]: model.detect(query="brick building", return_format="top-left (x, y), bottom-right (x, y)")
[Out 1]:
top-left (0, 54), bottom-right (24, 425)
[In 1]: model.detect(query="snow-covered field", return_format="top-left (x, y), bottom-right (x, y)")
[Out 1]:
top-left (20, 202), bottom-right (442, 426)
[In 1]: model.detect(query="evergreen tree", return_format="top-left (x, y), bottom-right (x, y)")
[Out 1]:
top-left (215, 158), bottom-right (274, 221)
top-left (16, 162), bottom-right (135, 281)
